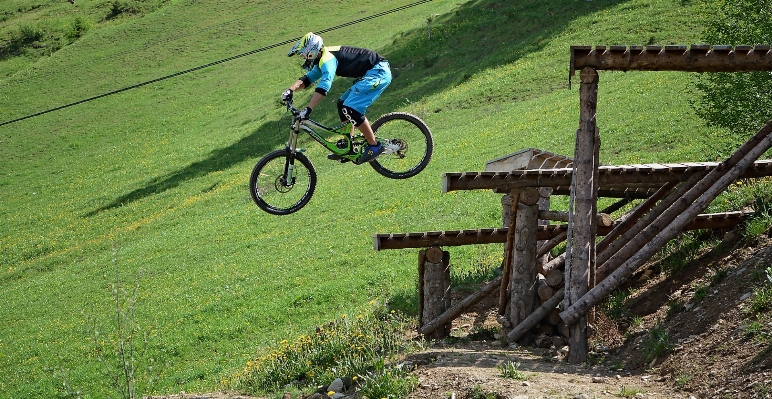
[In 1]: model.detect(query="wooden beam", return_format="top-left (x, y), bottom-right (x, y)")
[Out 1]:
top-left (570, 44), bottom-right (772, 81)
top-left (539, 210), bottom-right (613, 226)
top-left (373, 211), bottom-right (752, 250)
top-left (442, 160), bottom-right (772, 193)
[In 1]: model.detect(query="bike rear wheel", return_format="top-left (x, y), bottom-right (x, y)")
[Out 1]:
top-left (370, 112), bottom-right (433, 179)
top-left (250, 149), bottom-right (317, 215)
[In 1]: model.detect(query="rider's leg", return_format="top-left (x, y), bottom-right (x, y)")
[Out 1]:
top-left (338, 61), bottom-right (391, 145)
top-left (356, 118), bottom-right (377, 145)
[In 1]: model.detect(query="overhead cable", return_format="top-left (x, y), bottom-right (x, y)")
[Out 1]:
top-left (0, 0), bottom-right (433, 127)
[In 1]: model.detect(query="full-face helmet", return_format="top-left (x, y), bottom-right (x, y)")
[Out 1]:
top-left (287, 32), bottom-right (323, 70)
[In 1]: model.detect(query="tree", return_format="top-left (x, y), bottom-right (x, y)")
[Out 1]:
top-left (693, 0), bottom-right (772, 152)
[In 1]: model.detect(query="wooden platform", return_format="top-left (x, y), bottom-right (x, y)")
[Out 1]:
top-left (442, 160), bottom-right (772, 198)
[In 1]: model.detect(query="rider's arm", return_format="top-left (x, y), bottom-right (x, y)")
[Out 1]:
top-left (288, 79), bottom-right (305, 91)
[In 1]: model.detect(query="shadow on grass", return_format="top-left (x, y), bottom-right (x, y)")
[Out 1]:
top-left (88, 0), bottom-right (631, 215)
top-left (84, 118), bottom-right (288, 216)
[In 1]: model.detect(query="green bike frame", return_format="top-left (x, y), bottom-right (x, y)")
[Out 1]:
top-left (294, 118), bottom-right (365, 162)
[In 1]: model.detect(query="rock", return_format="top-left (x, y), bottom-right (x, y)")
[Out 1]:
top-left (573, 394), bottom-right (589, 399)
top-left (521, 381), bottom-right (530, 387)
top-left (592, 376), bottom-right (607, 383)
top-left (327, 378), bottom-right (344, 393)
top-left (535, 333), bottom-right (552, 348)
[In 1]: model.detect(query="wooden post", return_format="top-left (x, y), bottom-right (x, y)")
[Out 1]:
top-left (566, 66), bottom-right (599, 363)
top-left (499, 191), bottom-right (520, 315)
top-left (419, 246), bottom-right (451, 339)
top-left (536, 188), bottom-right (552, 275)
top-left (507, 188), bottom-right (540, 345)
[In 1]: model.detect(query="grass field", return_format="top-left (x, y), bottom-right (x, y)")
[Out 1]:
top-left (0, 0), bottom-right (750, 397)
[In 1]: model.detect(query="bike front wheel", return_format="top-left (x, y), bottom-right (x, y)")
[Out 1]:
top-left (370, 112), bottom-right (434, 179)
top-left (250, 149), bottom-right (317, 215)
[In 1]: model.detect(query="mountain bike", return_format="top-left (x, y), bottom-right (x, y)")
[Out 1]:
top-left (249, 99), bottom-right (434, 215)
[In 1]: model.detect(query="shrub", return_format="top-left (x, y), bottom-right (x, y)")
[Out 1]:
top-left (66, 16), bottom-right (93, 41)
top-left (498, 361), bottom-right (529, 380)
top-left (643, 323), bottom-right (673, 362)
top-left (234, 302), bottom-right (421, 397)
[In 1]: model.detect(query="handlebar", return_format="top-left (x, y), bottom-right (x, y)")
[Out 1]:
top-left (282, 98), bottom-right (301, 118)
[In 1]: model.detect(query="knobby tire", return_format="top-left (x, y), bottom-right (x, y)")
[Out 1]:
top-left (369, 112), bottom-right (433, 179)
top-left (250, 149), bottom-right (317, 215)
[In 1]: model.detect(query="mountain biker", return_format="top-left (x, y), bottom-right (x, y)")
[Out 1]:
top-left (282, 32), bottom-right (392, 163)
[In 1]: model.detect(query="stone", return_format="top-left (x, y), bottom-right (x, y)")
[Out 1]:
top-left (327, 378), bottom-right (344, 393)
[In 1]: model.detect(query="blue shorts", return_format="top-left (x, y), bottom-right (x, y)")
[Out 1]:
top-left (339, 60), bottom-right (391, 117)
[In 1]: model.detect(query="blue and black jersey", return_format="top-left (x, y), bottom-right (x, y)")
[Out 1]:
top-left (300, 46), bottom-right (386, 96)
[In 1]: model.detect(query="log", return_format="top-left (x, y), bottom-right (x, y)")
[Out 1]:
top-left (499, 192), bottom-right (519, 315)
top-left (507, 287), bottom-right (565, 343)
top-left (566, 66), bottom-right (599, 363)
top-left (538, 210), bottom-right (613, 226)
top-left (537, 278), bottom-right (555, 302)
top-left (545, 269), bottom-right (564, 287)
top-left (594, 180), bottom-right (681, 282)
top-left (420, 247), bottom-right (451, 338)
top-left (426, 246), bottom-right (444, 263)
top-left (418, 249), bottom-right (426, 333)
top-left (595, 172), bottom-right (705, 274)
top-left (593, 116), bottom-right (771, 284)
top-left (507, 191), bottom-right (539, 345)
top-left (561, 119), bottom-right (772, 326)
top-left (419, 276), bottom-right (501, 336)
top-left (548, 308), bottom-right (562, 325)
top-left (541, 183), bottom-right (675, 276)
top-left (543, 252), bottom-right (566, 273)
top-left (600, 197), bottom-right (633, 215)
top-left (538, 228), bottom-right (567, 258)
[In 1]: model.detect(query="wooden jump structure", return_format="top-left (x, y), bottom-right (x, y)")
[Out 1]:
top-left (564, 44), bottom-right (772, 362)
top-left (375, 44), bottom-right (772, 361)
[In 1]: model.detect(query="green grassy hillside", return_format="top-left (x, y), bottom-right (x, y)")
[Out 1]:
top-left (0, 0), bottom-right (734, 397)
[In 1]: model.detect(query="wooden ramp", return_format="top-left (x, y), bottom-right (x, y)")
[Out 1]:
top-left (442, 160), bottom-right (772, 198)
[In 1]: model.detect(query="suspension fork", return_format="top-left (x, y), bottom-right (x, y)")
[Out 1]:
top-left (282, 119), bottom-right (301, 185)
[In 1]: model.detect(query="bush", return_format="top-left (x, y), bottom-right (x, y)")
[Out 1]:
top-left (2, 23), bottom-right (45, 56)
top-left (234, 302), bottom-right (421, 397)
top-left (66, 16), bottom-right (93, 41)
top-left (107, 0), bottom-right (145, 19)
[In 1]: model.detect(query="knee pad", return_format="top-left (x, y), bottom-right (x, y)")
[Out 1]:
top-left (337, 101), bottom-right (365, 127)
